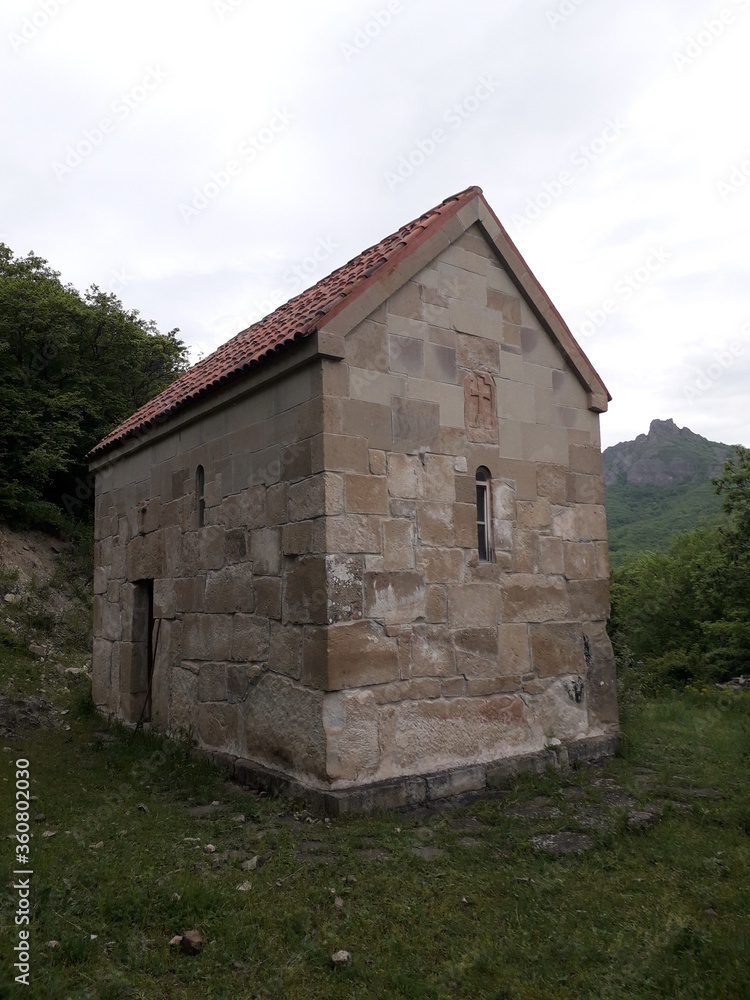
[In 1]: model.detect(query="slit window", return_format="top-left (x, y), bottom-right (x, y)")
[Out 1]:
top-left (476, 467), bottom-right (493, 562)
top-left (196, 465), bottom-right (205, 528)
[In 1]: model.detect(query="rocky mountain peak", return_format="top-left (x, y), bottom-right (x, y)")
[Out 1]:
top-left (602, 420), bottom-right (732, 487)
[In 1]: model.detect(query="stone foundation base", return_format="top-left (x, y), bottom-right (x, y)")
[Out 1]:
top-left (199, 733), bottom-right (619, 815)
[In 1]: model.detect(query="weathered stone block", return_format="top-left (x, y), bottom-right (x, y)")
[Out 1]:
top-left (569, 444), bottom-right (602, 476)
top-left (198, 662), bottom-right (227, 702)
top-left (568, 579), bottom-right (610, 620)
top-left (426, 765), bottom-right (486, 801)
top-left (411, 624), bottom-right (456, 677)
top-left (466, 677), bottom-right (521, 696)
top-left (204, 565), bottom-right (255, 613)
top-left (168, 665), bottom-right (197, 735)
top-left (388, 280), bottom-right (424, 320)
top-left (416, 547), bottom-right (464, 584)
top-left (521, 423), bottom-right (569, 466)
top-left (391, 396), bottom-right (440, 452)
top-left (496, 459), bottom-right (538, 501)
top-left (266, 483), bottom-right (288, 525)
top-left (425, 585), bottom-right (447, 623)
top-left (280, 440), bottom-right (312, 482)
top-left (320, 433), bottom-right (369, 474)
top-left (285, 557), bottom-right (328, 627)
top-left (512, 529), bottom-right (539, 574)
top-left (422, 454), bottom-right (456, 501)
top-left (594, 541), bottom-right (610, 580)
top-left (389, 334), bottom-right (424, 377)
top-left (454, 627), bottom-right (499, 676)
top-left (197, 702), bottom-right (239, 752)
top-left (457, 333), bottom-right (500, 374)
top-left (497, 623), bottom-right (530, 674)
top-left (563, 542), bottom-right (596, 581)
top-left (387, 453), bottom-right (421, 499)
top-left (364, 571), bottom-right (426, 625)
top-left (453, 502), bottom-right (477, 548)
top-left (550, 506), bottom-right (578, 541)
top-left (390, 694), bottom-right (524, 771)
top-left (126, 532), bottom-right (166, 580)
top-left (324, 620), bottom-right (400, 690)
top-left (438, 261), bottom-right (487, 304)
top-left (566, 472), bottom-right (604, 505)
top-left (227, 662), bottom-right (262, 703)
top-left (345, 319), bottom-right (389, 372)
top-left (254, 576), bottom-right (282, 620)
top-left (516, 499), bottom-right (551, 531)
top-left (530, 622), bottom-right (585, 678)
top-left (182, 614), bottom-right (233, 661)
top-left (225, 528), bottom-right (248, 563)
top-left (95, 596), bottom-right (122, 641)
top-left (283, 520), bottom-right (313, 555)
top-left (447, 584), bottom-right (502, 628)
top-left (338, 399), bottom-right (393, 451)
top-left (372, 677), bottom-right (442, 704)
top-left (500, 575), bottom-right (569, 623)
top-left (243, 673), bottom-right (326, 779)
top-left (417, 502), bottom-right (454, 547)
top-left (369, 449), bottom-right (386, 476)
top-left (175, 577), bottom-right (205, 613)
top-left (92, 638), bottom-right (112, 708)
top-left (424, 343), bottom-right (458, 384)
top-left (487, 286), bottom-right (522, 324)
top-left (231, 615), bottom-right (270, 662)
top-left (525, 675), bottom-right (589, 743)
top-left (250, 527), bottom-right (281, 576)
top-left (455, 473), bottom-right (475, 505)
top-left (324, 690), bottom-right (381, 782)
top-left (575, 504), bottom-right (608, 542)
top-left (539, 536), bottom-right (564, 576)
top-left (383, 519), bottom-right (415, 571)
top-left (181, 526), bottom-right (225, 574)
top-left (269, 622), bottom-right (302, 680)
top-left (345, 474), bottom-right (388, 515)
top-left (324, 515), bottom-right (381, 554)
top-left (326, 554), bottom-right (364, 621)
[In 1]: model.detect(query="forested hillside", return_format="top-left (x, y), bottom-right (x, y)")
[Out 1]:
top-left (0, 244), bottom-right (188, 530)
top-left (603, 419), bottom-right (734, 565)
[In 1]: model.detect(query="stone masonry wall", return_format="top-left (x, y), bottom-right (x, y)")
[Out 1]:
top-left (316, 223), bottom-right (618, 787)
top-left (92, 359), bottom-right (343, 781)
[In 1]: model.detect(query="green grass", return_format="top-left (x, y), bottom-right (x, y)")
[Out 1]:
top-left (605, 480), bottom-right (724, 567)
top-left (0, 642), bottom-right (748, 998)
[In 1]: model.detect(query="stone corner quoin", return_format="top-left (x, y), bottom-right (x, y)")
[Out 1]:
top-left (89, 206), bottom-right (618, 811)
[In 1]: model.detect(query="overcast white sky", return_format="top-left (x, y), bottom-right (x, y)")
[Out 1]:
top-left (2, 0), bottom-right (749, 449)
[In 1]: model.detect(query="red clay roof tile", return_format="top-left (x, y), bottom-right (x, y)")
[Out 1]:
top-left (89, 185), bottom-right (481, 459)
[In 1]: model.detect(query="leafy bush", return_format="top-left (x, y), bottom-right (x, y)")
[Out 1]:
top-left (611, 447), bottom-right (750, 693)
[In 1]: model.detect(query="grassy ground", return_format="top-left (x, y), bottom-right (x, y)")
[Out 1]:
top-left (0, 640), bottom-right (748, 999)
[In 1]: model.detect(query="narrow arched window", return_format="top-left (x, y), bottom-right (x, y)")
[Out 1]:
top-left (476, 467), bottom-right (493, 562)
top-left (196, 465), bottom-right (205, 528)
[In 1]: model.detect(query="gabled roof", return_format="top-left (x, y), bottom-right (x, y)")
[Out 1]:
top-left (89, 185), bottom-right (609, 460)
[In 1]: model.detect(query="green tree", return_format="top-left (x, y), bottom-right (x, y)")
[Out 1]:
top-left (611, 446), bottom-right (750, 690)
top-left (0, 244), bottom-right (189, 527)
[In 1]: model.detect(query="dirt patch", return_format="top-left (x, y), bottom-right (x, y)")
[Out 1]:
top-left (0, 526), bottom-right (67, 590)
top-left (0, 694), bottom-right (59, 738)
top-left (532, 832), bottom-right (594, 854)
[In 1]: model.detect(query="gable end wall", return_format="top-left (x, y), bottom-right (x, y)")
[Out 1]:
top-left (318, 224), bottom-right (617, 786)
